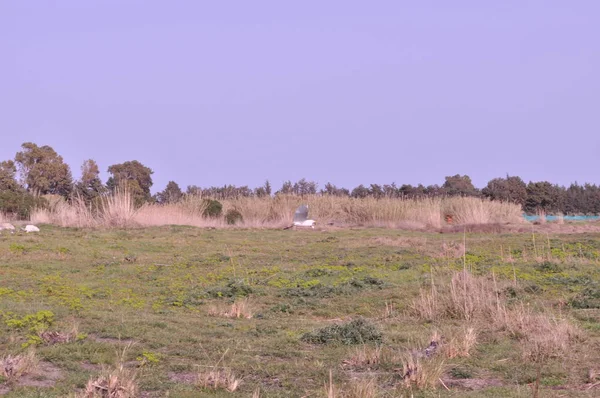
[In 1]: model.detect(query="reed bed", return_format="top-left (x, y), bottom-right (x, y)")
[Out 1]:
top-left (30, 192), bottom-right (524, 229)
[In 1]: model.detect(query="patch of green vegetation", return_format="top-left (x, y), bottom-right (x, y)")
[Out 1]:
top-left (0, 227), bottom-right (599, 396)
top-left (300, 318), bottom-right (382, 345)
top-left (206, 278), bottom-right (253, 298)
top-left (570, 285), bottom-right (600, 309)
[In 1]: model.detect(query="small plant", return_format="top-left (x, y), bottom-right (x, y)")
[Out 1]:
top-left (81, 364), bottom-right (138, 397)
top-left (136, 351), bottom-right (160, 366)
top-left (5, 310), bottom-right (55, 346)
top-left (9, 243), bottom-right (27, 254)
top-left (197, 367), bottom-right (241, 392)
top-left (225, 209), bottom-right (243, 225)
top-left (535, 261), bottom-right (562, 273)
top-left (80, 343), bottom-right (138, 398)
top-left (208, 298), bottom-right (253, 319)
top-left (0, 350), bottom-right (38, 381)
top-left (399, 351), bottom-right (445, 390)
top-left (570, 285), bottom-right (600, 309)
top-left (301, 318), bottom-right (382, 345)
top-left (207, 279), bottom-right (253, 298)
top-left (202, 199), bottom-right (223, 218)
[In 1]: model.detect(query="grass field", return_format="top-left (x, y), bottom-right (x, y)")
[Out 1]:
top-left (1, 225), bottom-right (600, 397)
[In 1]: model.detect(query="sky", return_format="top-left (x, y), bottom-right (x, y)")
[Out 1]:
top-left (1, 1), bottom-right (599, 193)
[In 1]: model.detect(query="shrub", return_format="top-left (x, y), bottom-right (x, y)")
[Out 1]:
top-left (207, 279), bottom-right (253, 298)
top-left (225, 209), bottom-right (243, 225)
top-left (0, 190), bottom-right (47, 219)
top-left (570, 286), bottom-right (600, 309)
top-left (202, 199), bottom-right (223, 218)
top-left (301, 318), bottom-right (382, 345)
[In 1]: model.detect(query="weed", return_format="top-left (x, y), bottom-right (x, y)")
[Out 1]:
top-left (301, 318), bottom-right (382, 345)
top-left (0, 350), bottom-right (38, 381)
top-left (206, 279), bottom-right (253, 298)
top-left (570, 285), bottom-right (600, 309)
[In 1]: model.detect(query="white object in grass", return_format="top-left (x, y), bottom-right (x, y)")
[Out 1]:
top-left (24, 225), bottom-right (40, 233)
top-left (292, 205), bottom-right (316, 228)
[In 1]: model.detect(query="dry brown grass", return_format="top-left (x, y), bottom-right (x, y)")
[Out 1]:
top-left (441, 327), bottom-right (478, 359)
top-left (398, 351), bottom-right (446, 390)
top-left (80, 364), bottom-right (138, 398)
top-left (208, 298), bottom-right (253, 319)
top-left (410, 269), bottom-right (580, 392)
top-left (0, 350), bottom-right (38, 381)
top-left (30, 193), bottom-right (524, 230)
top-left (341, 345), bottom-right (384, 370)
top-left (344, 377), bottom-right (379, 398)
top-left (196, 367), bottom-right (242, 392)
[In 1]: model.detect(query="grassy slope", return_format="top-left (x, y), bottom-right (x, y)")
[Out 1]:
top-left (0, 225), bottom-right (599, 397)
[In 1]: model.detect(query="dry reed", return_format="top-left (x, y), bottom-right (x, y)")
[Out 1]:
top-left (30, 193), bottom-right (524, 230)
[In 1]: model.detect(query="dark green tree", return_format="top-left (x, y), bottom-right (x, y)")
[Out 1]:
top-left (0, 160), bottom-right (20, 191)
top-left (74, 159), bottom-right (105, 203)
top-left (14, 142), bottom-right (73, 197)
top-left (442, 174), bottom-right (479, 197)
top-left (106, 160), bottom-right (153, 206)
top-left (156, 181), bottom-right (183, 204)
top-left (525, 181), bottom-right (565, 213)
top-left (351, 184), bottom-right (370, 198)
top-left (482, 175), bottom-right (527, 206)
top-left (321, 182), bottom-right (350, 196)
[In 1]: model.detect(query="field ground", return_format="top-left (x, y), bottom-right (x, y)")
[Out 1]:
top-left (1, 225), bottom-right (600, 397)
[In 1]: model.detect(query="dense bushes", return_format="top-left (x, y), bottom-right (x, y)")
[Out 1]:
top-left (0, 190), bottom-right (47, 219)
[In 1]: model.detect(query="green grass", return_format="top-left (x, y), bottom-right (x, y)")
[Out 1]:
top-left (1, 225), bottom-right (600, 397)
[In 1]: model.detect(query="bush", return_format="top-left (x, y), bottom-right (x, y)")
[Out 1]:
top-left (202, 199), bottom-right (223, 218)
top-left (0, 190), bottom-right (47, 219)
top-left (225, 209), bottom-right (243, 225)
top-left (206, 279), bottom-right (253, 298)
top-left (301, 318), bottom-right (382, 345)
top-left (570, 286), bottom-right (600, 309)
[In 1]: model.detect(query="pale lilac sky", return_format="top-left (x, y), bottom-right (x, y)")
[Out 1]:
top-left (1, 1), bottom-right (599, 193)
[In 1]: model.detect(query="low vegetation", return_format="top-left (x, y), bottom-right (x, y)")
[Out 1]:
top-left (1, 225), bottom-right (600, 396)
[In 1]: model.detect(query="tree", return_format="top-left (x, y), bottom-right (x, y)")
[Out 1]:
top-left (277, 181), bottom-right (294, 195)
top-left (106, 160), bottom-right (153, 205)
top-left (351, 184), bottom-right (370, 199)
top-left (525, 181), bottom-right (565, 213)
top-left (14, 142), bottom-right (73, 197)
top-left (0, 160), bottom-right (20, 191)
top-left (254, 180), bottom-right (272, 198)
top-left (321, 182), bottom-right (350, 197)
top-left (442, 174), bottom-right (479, 197)
top-left (292, 178), bottom-right (317, 196)
top-left (399, 184), bottom-right (427, 198)
top-left (74, 159), bottom-right (105, 203)
top-left (156, 181), bottom-right (183, 204)
top-left (369, 184), bottom-right (385, 198)
top-left (0, 159), bottom-right (46, 218)
top-left (482, 175), bottom-right (527, 206)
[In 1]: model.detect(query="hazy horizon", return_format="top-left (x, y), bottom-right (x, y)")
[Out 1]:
top-left (2, 1), bottom-right (599, 193)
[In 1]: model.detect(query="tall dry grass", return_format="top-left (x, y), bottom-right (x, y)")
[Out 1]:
top-left (30, 192), bottom-right (524, 229)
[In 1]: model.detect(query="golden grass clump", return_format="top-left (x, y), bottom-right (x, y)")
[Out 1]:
top-left (0, 350), bottom-right (38, 381)
top-left (80, 364), bottom-right (138, 398)
top-left (196, 367), bottom-right (242, 392)
top-left (208, 298), bottom-right (253, 319)
top-left (398, 351), bottom-right (446, 390)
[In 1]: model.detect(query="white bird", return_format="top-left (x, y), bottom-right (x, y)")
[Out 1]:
top-left (290, 204), bottom-right (316, 229)
top-left (23, 225), bottom-right (40, 233)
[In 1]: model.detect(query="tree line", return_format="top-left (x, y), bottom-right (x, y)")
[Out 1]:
top-left (1, 142), bottom-right (599, 218)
